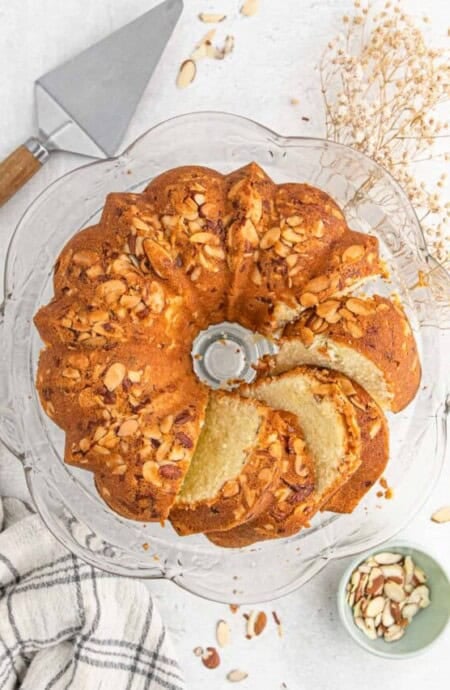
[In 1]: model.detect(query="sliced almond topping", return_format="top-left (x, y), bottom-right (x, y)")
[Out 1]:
top-left (342, 244), bottom-right (365, 263)
top-left (241, 219), bottom-right (259, 245)
top-left (240, 0), bottom-right (259, 17)
top-left (346, 297), bottom-right (373, 316)
top-left (104, 362), bottom-right (126, 391)
top-left (299, 326), bottom-right (314, 346)
top-left (177, 59), bottom-right (196, 89)
top-left (303, 275), bottom-right (330, 293)
top-left (260, 227), bottom-right (280, 249)
top-left (316, 299), bottom-right (340, 321)
top-left (346, 321), bottom-right (363, 339)
top-left (117, 419), bottom-right (138, 437)
top-left (250, 265), bottom-right (262, 286)
top-left (222, 480), bottom-right (240, 498)
top-left (369, 419), bottom-right (382, 439)
top-left (216, 619), bottom-right (231, 647)
top-left (300, 292), bottom-right (319, 308)
top-left (199, 12), bottom-right (226, 23)
top-left (431, 506), bottom-right (450, 523)
top-left (190, 231), bottom-right (218, 245)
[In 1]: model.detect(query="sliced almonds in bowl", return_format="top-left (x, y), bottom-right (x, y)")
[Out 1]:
top-left (346, 551), bottom-right (430, 643)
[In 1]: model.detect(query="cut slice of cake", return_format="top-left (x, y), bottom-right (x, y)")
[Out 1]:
top-left (169, 392), bottom-right (286, 535)
top-left (272, 294), bottom-right (420, 411)
top-left (241, 367), bottom-right (362, 510)
top-left (207, 411), bottom-right (317, 548)
top-left (322, 374), bottom-right (389, 514)
top-left (223, 163), bottom-right (381, 334)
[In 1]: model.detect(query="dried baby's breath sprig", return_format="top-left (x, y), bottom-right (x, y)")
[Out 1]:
top-left (320, 0), bottom-right (450, 268)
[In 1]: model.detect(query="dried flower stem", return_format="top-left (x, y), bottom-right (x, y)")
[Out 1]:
top-left (320, 0), bottom-right (450, 268)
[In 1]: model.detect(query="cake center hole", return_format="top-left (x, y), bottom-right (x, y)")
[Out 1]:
top-left (192, 322), bottom-right (278, 390)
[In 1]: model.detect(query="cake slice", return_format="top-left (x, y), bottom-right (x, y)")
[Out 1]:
top-left (208, 411), bottom-right (317, 548)
top-left (241, 367), bottom-right (361, 510)
top-left (272, 294), bottom-right (420, 411)
top-left (169, 392), bottom-right (286, 535)
top-left (224, 163), bottom-right (381, 334)
top-left (143, 165), bottom-right (230, 327)
top-left (322, 374), bottom-right (389, 514)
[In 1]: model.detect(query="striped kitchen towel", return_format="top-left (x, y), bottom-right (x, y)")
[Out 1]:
top-left (0, 497), bottom-right (184, 690)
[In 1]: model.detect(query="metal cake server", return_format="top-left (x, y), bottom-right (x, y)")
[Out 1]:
top-left (0, 0), bottom-right (183, 207)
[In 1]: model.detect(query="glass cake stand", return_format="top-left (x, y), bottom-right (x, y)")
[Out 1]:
top-left (0, 112), bottom-right (448, 604)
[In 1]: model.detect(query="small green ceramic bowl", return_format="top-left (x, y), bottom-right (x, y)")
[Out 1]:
top-left (337, 542), bottom-right (450, 658)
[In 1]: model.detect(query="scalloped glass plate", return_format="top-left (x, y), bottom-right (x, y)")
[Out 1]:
top-left (0, 112), bottom-right (448, 603)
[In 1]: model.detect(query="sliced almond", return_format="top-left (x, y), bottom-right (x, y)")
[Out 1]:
top-left (431, 506), bottom-right (450, 523)
top-left (402, 603), bottom-right (419, 620)
top-left (254, 611), bottom-right (267, 636)
top-left (373, 552), bottom-right (403, 565)
top-left (199, 12), bottom-right (226, 23)
top-left (365, 596), bottom-right (385, 618)
top-left (240, 0), bottom-right (259, 17)
top-left (104, 362), bottom-right (126, 391)
top-left (193, 646), bottom-right (203, 657)
top-left (342, 244), bottom-right (365, 263)
top-left (246, 610), bottom-right (257, 638)
top-left (384, 581), bottom-right (406, 603)
top-left (227, 670), bottom-right (249, 683)
top-left (216, 619), bottom-right (231, 648)
top-left (382, 600), bottom-right (395, 627)
top-left (366, 567), bottom-right (384, 596)
top-left (260, 227), bottom-right (280, 249)
top-left (380, 564), bottom-right (404, 583)
top-left (177, 59), bottom-right (196, 89)
top-left (384, 624), bottom-right (405, 642)
top-left (202, 647), bottom-right (220, 669)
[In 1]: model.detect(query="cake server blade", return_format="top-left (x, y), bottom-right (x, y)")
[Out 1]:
top-left (0, 0), bottom-right (183, 207)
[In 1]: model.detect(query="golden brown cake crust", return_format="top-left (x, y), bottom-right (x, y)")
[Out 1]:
top-left (169, 398), bottom-right (288, 535)
top-left (281, 294), bottom-right (421, 411)
top-left (207, 411), bottom-right (316, 548)
top-left (320, 374), bottom-right (389, 513)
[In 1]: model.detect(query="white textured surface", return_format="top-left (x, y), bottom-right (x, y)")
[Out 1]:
top-left (0, 1), bottom-right (449, 688)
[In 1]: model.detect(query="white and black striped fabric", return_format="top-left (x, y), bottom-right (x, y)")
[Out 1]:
top-left (0, 497), bottom-right (184, 690)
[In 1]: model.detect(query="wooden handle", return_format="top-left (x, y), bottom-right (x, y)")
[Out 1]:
top-left (0, 144), bottom-right (43, 207)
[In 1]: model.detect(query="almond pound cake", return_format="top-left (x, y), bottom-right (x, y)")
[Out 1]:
top-left (271, 294), bottom-right (420, 411)
top-left (170, 392), bottom-right (292, 535)
top-left (207, 411), bottom-right (316, 548)
top-left (34, 160), bottom-right (407, 529)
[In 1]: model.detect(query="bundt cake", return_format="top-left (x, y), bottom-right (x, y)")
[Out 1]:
top-left (271, 294), bottom-right (421, 411)
top-left (34, 161), bottom-right (420, 546)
